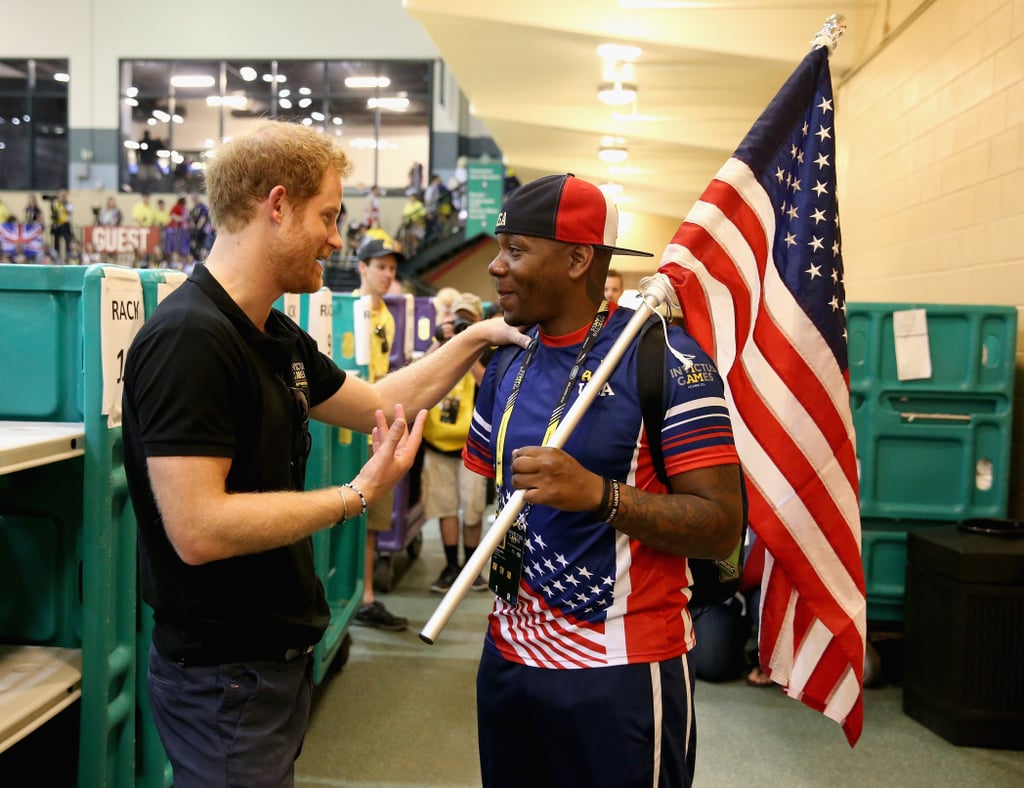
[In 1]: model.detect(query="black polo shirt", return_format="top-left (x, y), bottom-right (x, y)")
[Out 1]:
top-left (123, 264), bottom-right (346, 664)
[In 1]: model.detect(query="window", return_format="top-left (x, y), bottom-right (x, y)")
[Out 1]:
top-left (119, 59), bottom-right (432, 195)
top-left (0, 59), bottom-right (69, 190)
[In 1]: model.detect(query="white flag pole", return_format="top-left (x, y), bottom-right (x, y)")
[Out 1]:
top-left (419, 273), bottom-right (679, 644)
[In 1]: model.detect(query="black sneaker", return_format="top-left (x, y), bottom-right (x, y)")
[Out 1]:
top-left (470, 573), bottom-right (489, 592)
top-left (354, 600), bottom-right (407, 631)
top-left (430, 564), bottom-right (461, 594)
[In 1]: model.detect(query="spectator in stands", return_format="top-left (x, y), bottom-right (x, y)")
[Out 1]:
top-left (49, 189), bottom-right (74, 261)
top-left (99, 195), bottom-right (123, 226)
top-left (364, 185), bottom-right (381, 228)
top-left (423, 173), bottom-right (451, 243)
top-left (447, 156), bottom-right (468, 220)
top-left (353, 238), bottom-right (410, 632)
top-left (154, 198), bottom-right (171, 229)
top-left (189, 193), bottom-right (213, 259)
top-left (434, 286), bottom-right (460, 319)
top-left (167, 195), bottom-right (190, 258)
top-left (399, 190), bottom-right (427, 258)
top-left (81, 240), bottom-right (99, 265)
top-left (25, 194), bottom-right (44, 225)
top-left (65, 238), bottom-right (84, 265)
top-left (424, 292), bottom-right (489, 594)
top-left (132, 194), bottom-right (158, 227)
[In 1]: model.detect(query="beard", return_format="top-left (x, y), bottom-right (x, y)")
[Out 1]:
top-left (270, 228), bottom-right (326, 294)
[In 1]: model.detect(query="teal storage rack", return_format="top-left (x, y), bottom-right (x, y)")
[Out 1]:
top-left (133, 269), bottom-right (186, 788)
top-left (847, 302), bottom-right (1017, 624)
top-left (275, 289), bottom-right (368, 683)
top-left (848, 302), bottom-right (1017, 522)
top-left (0, 263), bottom-right (144, 787)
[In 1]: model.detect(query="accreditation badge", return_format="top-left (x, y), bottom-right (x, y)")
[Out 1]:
top-left (488, 506), bottom-right (528, 604)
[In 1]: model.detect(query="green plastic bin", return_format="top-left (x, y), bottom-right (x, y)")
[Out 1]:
top-left (847, 303), bottom-right (1016, 521)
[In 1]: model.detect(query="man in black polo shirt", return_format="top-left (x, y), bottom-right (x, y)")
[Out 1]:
top-left (122, 120), bottom-right (529, 788)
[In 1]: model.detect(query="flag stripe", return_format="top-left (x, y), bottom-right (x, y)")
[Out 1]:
top-left (657, 45), bottom-right (865, 745)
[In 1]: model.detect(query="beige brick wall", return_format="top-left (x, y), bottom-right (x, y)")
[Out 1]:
top-left (838, 0), bottom-right (1024, 519)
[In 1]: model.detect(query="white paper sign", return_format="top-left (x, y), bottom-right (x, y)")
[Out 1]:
top-left (353, 295), bottom-right (373, 367)
top-left (281, 293), bottom-right (301, 324)
top-left (892, 308), bottom-right (932, 381)
top-left (100, 268), bottom-right (145, 427)
top-left (156, 271), bottom-right (187, 304)
top-left (307, 288), bottom-right (333, 359)
top-left (401, 294), bottom-right (415, 363)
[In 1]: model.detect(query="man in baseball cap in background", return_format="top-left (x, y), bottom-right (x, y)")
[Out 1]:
top-left (421, 291), bottom-right (491, 594)
top-left (463, 173), bottom-right (744, 787)
top-left (353, 237), bottom-right (408, 631)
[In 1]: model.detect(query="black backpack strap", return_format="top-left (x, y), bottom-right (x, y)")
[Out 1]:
top-left (636, 316), bottom-right (750, 609)
top-left (637, 316), bottom-right (669, 486)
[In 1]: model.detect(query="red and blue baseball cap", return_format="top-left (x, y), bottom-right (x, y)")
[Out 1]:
top-left (494, 173), bottom-right (652, 257)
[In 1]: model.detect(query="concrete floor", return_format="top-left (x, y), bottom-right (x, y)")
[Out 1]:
top-left (296, 519), bottom-right (1024, 788)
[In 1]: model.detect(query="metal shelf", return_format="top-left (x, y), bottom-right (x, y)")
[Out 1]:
top-left (0, 645), bottom-right (82, 753)
top-left (0, 421), bottom-right (85, 476)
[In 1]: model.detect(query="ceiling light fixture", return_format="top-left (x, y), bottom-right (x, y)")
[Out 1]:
top-left (170, 75), bottom-right (215, 89)
top-left (598, 146), bottom-right (629, 163)
top-left (598, 182), bottom-right (624, 197)
top-left (597, 81), bottom-right (638, 105)
top-left (346, 76), bottom-right (391, 89)
top-left (597, 43), bottom-right (642, 62)
top-left (367, 97), bottom-right (409, 112)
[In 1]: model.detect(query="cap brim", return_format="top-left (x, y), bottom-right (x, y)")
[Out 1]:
top-left (598, 245), bottom-right (654, 257)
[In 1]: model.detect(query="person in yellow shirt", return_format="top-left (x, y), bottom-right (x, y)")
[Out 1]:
top-left (353, 238), bottom-right (407, 630)
top-left (132, 194), bottom-right (158, 226)
top-left (422, 292), bottom-right (489, 593)
top-left (154, 198), bottom-right (171, 228)
top-left (399, 190), bottom-right (427, 257)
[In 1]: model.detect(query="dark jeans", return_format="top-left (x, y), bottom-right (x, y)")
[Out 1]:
top-left (147, 644), bottom-right (314, 788)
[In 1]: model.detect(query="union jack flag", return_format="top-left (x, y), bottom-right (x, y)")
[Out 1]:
top-left (0, 222), bottom-right (44, 256)
top-left (657, 44), bottom-right (866, 745)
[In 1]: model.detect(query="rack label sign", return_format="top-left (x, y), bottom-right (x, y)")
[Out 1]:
top-left (101, 269), bottom-right (145, 428)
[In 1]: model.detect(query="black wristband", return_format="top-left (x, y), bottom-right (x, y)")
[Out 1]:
top-left (603, 479), bottom-right (621, 524)
top-left (593, 476), bottom-right (613, 521)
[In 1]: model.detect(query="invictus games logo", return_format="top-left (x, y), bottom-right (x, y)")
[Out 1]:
top-left (495, 211), bottom-right (507, 228)
top-left (670, 356), bottom-right (718, 387)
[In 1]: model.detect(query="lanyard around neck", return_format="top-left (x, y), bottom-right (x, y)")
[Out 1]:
top-left (494, 304), bottom-right (610, 487)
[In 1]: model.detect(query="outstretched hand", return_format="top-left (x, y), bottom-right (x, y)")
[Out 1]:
top-left (356, 405), bottom-right (427, 502)
top-left (472, 316), bottom-right (534, 350)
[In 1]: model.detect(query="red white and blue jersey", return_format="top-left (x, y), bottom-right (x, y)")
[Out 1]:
top-left (464, 305), bottom-right (739, 669)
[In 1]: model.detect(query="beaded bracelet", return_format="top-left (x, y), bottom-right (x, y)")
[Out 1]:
top-left (342, 482), bottom-right (368, 517)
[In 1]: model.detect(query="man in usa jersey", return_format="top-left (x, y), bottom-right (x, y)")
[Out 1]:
top-left (465, 173), bottom-right (744, 787)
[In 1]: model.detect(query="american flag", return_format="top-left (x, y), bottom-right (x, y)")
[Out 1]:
top-left (657, 44), bottom-right (866, 744)
top-left (0, 222), bottom-right (44, 256)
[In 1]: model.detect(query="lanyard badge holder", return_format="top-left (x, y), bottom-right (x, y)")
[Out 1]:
top-left (486, 306), bottom-right (610, 604)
